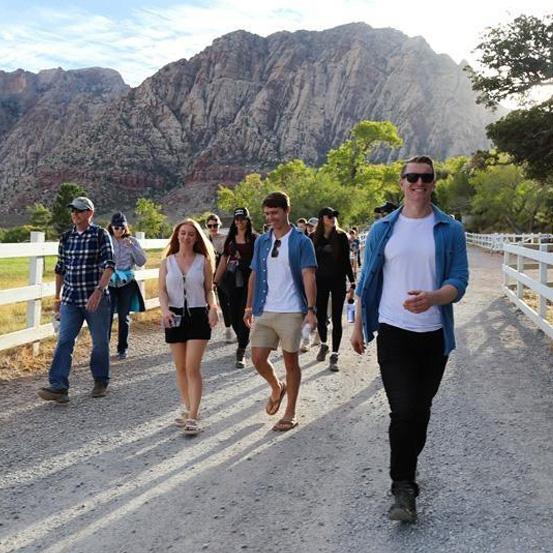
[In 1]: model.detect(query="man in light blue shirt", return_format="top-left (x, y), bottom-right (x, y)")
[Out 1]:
top-left (244, 192), bottom-right (317, 432)
top-left (351, 156), bottom-right (469, 523)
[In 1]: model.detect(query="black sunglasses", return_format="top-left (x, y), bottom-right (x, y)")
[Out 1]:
top-left (271, 239), bottom-right (281, 258)
top-left (207, 224), bottom-right (219, 228)
top-left (402, 172), bottom-right (434, 184)
top-left (112, 225), bottom-right (124, 230)
top-left (70, 208), bottom-right (88, 214)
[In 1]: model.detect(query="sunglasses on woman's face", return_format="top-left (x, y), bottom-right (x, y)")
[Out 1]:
top-left (112, 226), bottom-right (124, 230)
top-left (271, 239), bottom-right (281, 258)
top-left (207, 224), bottom-right (219, 229)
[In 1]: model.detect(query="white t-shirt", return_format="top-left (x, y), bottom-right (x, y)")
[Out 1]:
top-left (378, 213), bottom-right (442, 332)
top-left (264, 228), bottom-right (303, 313)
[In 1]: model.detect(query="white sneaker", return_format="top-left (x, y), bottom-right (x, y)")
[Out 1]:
top-left (300, 336), bottom-right (311, 353)
top-left (225, 327), bottom-right (234, 343)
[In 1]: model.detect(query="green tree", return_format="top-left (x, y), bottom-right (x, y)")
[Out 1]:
top-left (466, 15), bottom-right (553, 182)
top-left (135, 198), bottom-right (167, 238)
top-left (51, 182), bottom-right (87, 236)
top-left (470, 165), bottom-right (545, 232)
top-left (466, 14), bottom-right (553, 107)
top-left (26, 202), bottom-right (58, 239)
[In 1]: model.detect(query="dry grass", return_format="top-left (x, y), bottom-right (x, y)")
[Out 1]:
top-left (0, 308), bottom-right (163, 382)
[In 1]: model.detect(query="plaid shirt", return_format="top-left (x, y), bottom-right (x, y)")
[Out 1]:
top-left (55, 224), bottom-right (115, 306)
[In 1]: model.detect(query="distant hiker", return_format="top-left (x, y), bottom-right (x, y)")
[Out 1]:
top-left (351, 156), bottom-right (469, 522)
top-left (159, 219), bottom-right (219, 436)
top-left (38, 197), bottom-right (115, 403)
top-left (244, 192), bottom-right (317, 432)
top-left (311, 207), bottom-right (355, 372)
top-left (106, 212), bottom-right (147, 360)
top-left (206, 213), bottom-right (234, 344)
top-left (374, 201), bottom-right (398, 220)
top-left (213, 208), bottom-right (258, 368)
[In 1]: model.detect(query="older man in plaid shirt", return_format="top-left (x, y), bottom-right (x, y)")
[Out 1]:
top-left (38, 197), bottom-right (115, 403)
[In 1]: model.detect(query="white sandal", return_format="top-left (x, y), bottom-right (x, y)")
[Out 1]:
top-left (183, 418), bottom-right (200, 436)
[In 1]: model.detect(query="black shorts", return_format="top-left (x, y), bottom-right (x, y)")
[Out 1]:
top-left (164, 306), bottom-right (211, 343)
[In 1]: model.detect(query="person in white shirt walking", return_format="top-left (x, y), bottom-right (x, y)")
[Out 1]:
top-left (244, 192), bottom-right (317, 431)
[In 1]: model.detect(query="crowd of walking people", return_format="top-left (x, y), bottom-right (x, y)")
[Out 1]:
top-left (36, 155), bottom-right (469, 523)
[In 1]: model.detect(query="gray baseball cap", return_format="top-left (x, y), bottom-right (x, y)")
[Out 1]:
top-left (67, 197), bottom-right (94, 211)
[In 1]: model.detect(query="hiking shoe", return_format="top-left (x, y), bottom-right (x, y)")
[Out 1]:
top-left (117, 350), bottom-right (128, 360)
top-left (329, 352), bottom-right (339, 372)
top-left (389, 481), bottom-right (418, 523)
top-left (225, 327), bottom-right (234, 343)
top-left (38, 387), bottom-right (69, 404)
top-left (235, 347), bottom-right (246, 369)
top-left (316, 344), bottom-right (329, 362)
top-left (91, 381), bottom-right (108, 398)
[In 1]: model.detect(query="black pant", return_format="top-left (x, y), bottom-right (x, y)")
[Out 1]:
top-left (229, 285), bottom-right (250, 349)
top-left (109, 283), bottom-right (135, 353)
top-left (316, 277), bottom-right (347, 352)
top-left (377, 323), bottom-right (448, 483)
top-left (216, 285), bottom-right (232, 328)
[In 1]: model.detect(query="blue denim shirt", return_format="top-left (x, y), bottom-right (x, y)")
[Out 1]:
top-left (250, 227), bottom-right (317, 316)
top-left (356, 205), bottom-right (469, 355)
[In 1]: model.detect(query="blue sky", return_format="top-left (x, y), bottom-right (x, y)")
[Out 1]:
top-left (0, 0), bottom-right (551, 89)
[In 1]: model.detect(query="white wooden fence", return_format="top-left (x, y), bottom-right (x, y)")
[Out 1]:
top-left (502, 242), bottom-right (553, 340)
top-left (466, 232), bottom-right (553, 253)
top-left (0, 231), bottom-right (166, 353)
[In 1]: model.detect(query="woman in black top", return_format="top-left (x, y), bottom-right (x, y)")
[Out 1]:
top-left (312, 207), bottom-right (355, 371)
top-left (213, 207), bottom-right (257, 368)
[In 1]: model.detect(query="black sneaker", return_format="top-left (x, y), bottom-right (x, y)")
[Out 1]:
top-left (329, 352), bottom-right (339, 371)
top-left (38, 387), bottom-right (69, 404)
top-left (235, 348), bottom-right (246, 369)
top-left (389, 481), bottom-right (418, 523)
top-left (91, 381), bottom-right (108, 398)
top-left (316, 344), bottom-right (329, 362)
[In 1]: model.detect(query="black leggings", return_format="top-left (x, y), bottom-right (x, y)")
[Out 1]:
top-left (229, 285), bottom-right (250, 349)
top-left (316, 278), bottom-right (347, 352)
top-left (216, 285), bottom-right (232, 328)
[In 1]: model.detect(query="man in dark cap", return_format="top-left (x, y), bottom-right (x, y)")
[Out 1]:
top-left (38, 196), bottom-right (115, 403)
top-left (374, 201), bottom-right (398, 220)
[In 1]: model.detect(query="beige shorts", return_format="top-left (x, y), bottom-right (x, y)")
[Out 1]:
top-left (250, 312), bottom-right (304, 353)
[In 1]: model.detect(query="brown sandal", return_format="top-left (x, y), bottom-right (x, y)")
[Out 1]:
top-left (272, 418), bottom-right (298, 432)
top-left (265, 382), bottom-right (286, 416)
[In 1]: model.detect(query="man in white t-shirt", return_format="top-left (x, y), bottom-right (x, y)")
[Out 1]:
top-left (351, 156), bottom-right (469, 523)
top-left (245, 192), bottom-right (317, 431)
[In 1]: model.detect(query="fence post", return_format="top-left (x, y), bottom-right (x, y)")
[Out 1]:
top-left (539, 244), bottom-right (547, 318)
top-left (516, 252), bottom-right (524, 299)
top-left (503, 246), bottom-right (510, 289)
top-left (135, 232), bottom-right (147, 301)
top-left (27, 231), bottom-right (45, 355)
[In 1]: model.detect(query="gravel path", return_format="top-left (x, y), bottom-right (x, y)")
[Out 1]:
top-left (1, 247), bottom-right (552, 553)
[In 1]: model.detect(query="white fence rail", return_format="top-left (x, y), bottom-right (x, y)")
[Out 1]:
top-left (466, 232), bottom-right (553, 253)
top-left (0, 231), bottom-right (166, 353)
top-left (502, 243), bottom-right (553, 340)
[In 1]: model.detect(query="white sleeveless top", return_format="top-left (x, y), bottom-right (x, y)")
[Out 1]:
top-left (165, 254), bottom-right (207, 308)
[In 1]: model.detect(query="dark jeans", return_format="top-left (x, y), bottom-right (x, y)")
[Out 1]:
top-left (49, 296), bottom-right (111, 390)
top-left (316, 277), bottom-right (347, 352)
top-left (109, 282), bottom-right (135, 353)
top-left (229, 284), bottom-right (250, 349)
top-left (217, 285), bottom-right (232, 328)
top-left (377, 323), bottom-right (448, 483)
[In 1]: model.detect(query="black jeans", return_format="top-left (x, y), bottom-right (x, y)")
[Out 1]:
top-left (216, 285), bottom-right (232, 328)
top-left (229, 284), bottom-right (250, 349)
top-left (109, 282), bottom-right (135, 353)
top-left (377, 323), bottom-right (448, 483)
top-left (316, 277), bottom-right (347, 352)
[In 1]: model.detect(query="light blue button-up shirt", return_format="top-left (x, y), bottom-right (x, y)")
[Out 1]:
top-left (250, 227), bottom-right (317, 316)
top-left (356, 205), bottom-right (469, 355)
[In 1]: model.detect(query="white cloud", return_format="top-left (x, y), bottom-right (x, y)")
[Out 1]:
top-left (0, 0), bottom-right (551, 87)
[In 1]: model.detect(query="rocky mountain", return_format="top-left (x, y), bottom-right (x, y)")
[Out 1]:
top-left (0, 23), bottom-right (501, 222)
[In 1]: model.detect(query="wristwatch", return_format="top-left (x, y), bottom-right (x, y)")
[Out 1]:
top-left (307, 306), bottom-right (317, 314)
